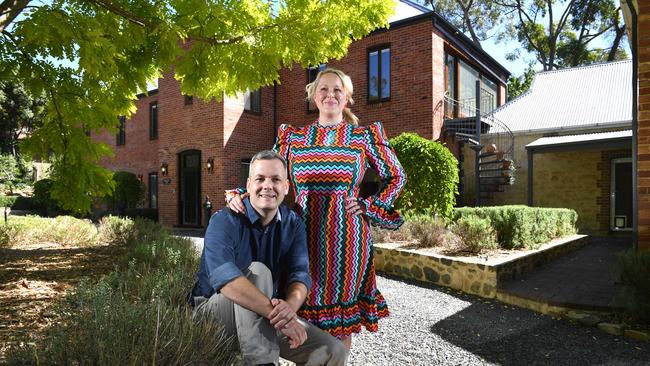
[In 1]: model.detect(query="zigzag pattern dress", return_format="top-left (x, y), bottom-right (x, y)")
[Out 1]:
top-left (274, 121), bottom-right (407, 338)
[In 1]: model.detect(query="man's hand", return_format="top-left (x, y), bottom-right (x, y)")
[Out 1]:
top-left (280, 319), bottom-right (307, 349)
top-left (268, 298), bottom-right (297, 330)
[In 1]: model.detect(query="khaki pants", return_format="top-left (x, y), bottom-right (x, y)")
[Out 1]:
top-left (193, 262), bottom-right (348, 366)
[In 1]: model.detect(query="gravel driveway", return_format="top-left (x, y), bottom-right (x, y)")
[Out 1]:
top-left (348, 275), bottom-right (650, 366)
top-left (186, 236), bottom-right (649, 366)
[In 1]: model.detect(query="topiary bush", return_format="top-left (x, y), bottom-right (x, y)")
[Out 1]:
top-left (390, 132), bottom-right (459, 221)
top-left (454, 205), bottom-right (578, 250)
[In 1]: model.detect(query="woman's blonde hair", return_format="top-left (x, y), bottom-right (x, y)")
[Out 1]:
top-left (305, 68), bottom-right (359, 126)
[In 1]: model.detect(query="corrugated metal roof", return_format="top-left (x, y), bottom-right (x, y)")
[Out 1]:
top-left (490, 60), bottom-right (632, 133)
top-left (526, 130), bottom-right (632, 148)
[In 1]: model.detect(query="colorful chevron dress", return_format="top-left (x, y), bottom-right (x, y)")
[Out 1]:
top-left (274, 120), bottom-right (407, 338)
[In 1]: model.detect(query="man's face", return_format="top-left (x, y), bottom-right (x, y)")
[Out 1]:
top-left (246, 158), bottom-right (289, 214)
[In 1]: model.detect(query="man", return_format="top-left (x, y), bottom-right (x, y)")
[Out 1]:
top-left (189, 150), bottom-right (348, 366)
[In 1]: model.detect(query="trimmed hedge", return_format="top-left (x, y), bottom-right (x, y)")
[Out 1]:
top-left (453, 205), bottom-right (578, 250)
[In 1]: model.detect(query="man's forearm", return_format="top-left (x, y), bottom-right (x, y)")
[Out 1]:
top-left (284, 282), bottom-right (308, 313)
top-left (220, 276), bottom-right (274, 319)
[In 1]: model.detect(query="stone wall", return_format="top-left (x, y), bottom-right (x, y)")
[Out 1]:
top-left (374, 235), bottom-right (589, 299)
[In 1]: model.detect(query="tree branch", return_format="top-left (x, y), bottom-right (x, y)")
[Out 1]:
top-left (0, 0), bottom-right (29, 33)
top-left (83, 0), bottom-right (151, 28)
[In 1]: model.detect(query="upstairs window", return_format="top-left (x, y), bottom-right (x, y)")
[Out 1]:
top-left (445, 52), bottom-right (499, 118)
top-left (368, 45), bottom-right (390, 102)
top-left (307, 64), bottom-right (327, 112)
top-left (149, 102), bottom-right (158, 140)
top-left (116, 116), bottom-right (126, 146)
top-left (244, 89), bottom-right (261, 114)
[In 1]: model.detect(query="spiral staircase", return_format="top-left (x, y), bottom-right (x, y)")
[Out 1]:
top-left (442, 84), bottom-right (515, 206)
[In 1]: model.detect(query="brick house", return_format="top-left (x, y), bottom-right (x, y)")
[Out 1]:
top-left (94, 0), bottom-right (510, 227)
top-left (458, 60), bottom-right (633, 235)
top-left (621, 0), bottom-right (649, 251)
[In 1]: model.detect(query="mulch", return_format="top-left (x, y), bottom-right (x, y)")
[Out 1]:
top-left (0, 241), bottom-right (125, 360)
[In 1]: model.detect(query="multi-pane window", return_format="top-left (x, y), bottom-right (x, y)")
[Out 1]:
top-left (116, 116), bottom-right (126, 146)
top-left (149, 102), bottom-right (158, 140)
top-left (244, 89), bottom-right (261, 113)
top-left (148, 173), bottom-right (158, 209)
top-left (368, 46), bottom-right (390, 102)
top-left (307, 64), bottom-right (327, 111)
top-left (445, 52), bottom-right (499, 117)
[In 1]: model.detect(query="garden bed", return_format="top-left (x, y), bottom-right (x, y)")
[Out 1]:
top-left (374, 234), bottom-right (589, 298)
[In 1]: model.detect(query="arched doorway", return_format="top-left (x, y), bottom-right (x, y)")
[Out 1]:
top-left (178, 150), bottom-right (201, 227)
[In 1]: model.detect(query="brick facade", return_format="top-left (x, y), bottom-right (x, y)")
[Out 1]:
top-left (637, 2), bottom-right (650, 251)
top-left (95, 12), bottom-right (509, 227)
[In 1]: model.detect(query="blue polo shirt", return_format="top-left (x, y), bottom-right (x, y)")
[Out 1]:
top-left (191, 198), bottom-right (311, 300)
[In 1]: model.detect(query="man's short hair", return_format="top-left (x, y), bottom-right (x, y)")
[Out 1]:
top-left (249, 150), bottom-right (287, 175)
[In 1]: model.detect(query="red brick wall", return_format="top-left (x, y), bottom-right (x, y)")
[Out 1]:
top-left (638, 2), bottom-right (650, 251)
top-left (95, 92), bottom-right (159, 206)
top-left (276, 19), bottom-right (439, 140)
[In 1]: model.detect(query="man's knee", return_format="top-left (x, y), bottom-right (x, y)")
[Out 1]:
top-left (324, 338), bottom-right (349, 366)
top-left (246, 261), bottom-right (273, 297)
top-left (248, 261), bottom-right (271, 277)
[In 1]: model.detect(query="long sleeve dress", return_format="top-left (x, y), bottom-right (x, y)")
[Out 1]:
top-left (272, 120), bottom-right (407, 338)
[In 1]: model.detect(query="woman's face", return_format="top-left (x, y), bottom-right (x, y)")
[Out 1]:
top-left (313, 73), bottom-right (348, 121)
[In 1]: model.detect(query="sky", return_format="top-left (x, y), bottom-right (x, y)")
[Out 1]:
top-left (468, 0), bottom-right (632, 77)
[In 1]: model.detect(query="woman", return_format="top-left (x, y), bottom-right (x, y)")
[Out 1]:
top-left (226, 68), bottom-right (406, 349)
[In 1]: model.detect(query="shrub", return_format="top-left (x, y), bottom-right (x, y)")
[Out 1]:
top-left (6, 219), bottom-right (237, 365)
top-left (403, 215), bottom-right (448, 248)
top-left (451, 215), bottom-right (498, 253)
top-left (390, 132), bottom-right (459, 221)
top-left (454, 205), bottom-right (577, 250)
top-left (0, 215), bottom-right (98, 248)
top-left (33, 178), bottom-right (67, 216)
top-left (123, 207), bottom-right (158, 222)
top-left (106, 171), bottom-right (145, 213)
top-left (0, 195), bottom-right (17, 207)
top-left (370, 224), bottom-right (412, 243)
top-left (617, 249), bottom-right (650, 324)
top-left (10, 196), bottom-right (38, 211)
top-left (98, 215), bottom-right (135, 246)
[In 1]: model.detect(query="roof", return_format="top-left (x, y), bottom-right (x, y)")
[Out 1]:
top-left (389, 0), bottom-right (430, 23)
top-left (377, 1), bottom-right (511, 83)
top-left (490, 60), bottom-right (632, 133)
top-left (526, 130), bottom-right (632, 151)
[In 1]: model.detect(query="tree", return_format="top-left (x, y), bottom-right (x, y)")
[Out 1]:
top-left (500, 0), bottom-right (628, 70)
top-left (506, 63), bottom-right (535, 100)
top-left (0, 81), bottom-right (46, 156)
top-left (0, 0), bottom-right (396, 213)
top-left (426, 0), bottom-right (503, 48)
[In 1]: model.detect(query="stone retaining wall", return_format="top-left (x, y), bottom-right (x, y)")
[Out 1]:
top-left (374, 234), bottom-right (589, 299)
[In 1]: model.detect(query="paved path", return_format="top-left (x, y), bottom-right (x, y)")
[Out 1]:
top-left (349, 275), bottom-right (649, 366)
top-left (499, 236), bottom-right (631, 311)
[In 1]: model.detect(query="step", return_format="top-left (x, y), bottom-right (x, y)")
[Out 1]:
top-left (479, 159), bottom-right (509, 166)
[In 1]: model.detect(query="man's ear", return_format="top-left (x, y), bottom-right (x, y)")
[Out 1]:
top-left (246, 177), bottom-right (251, 192)
top-left (283, 178), bottom-right (289, 195)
